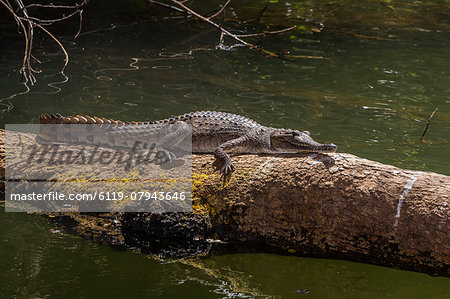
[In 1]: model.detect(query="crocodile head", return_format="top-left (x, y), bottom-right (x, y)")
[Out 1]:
top-left (270, 129), bottom-right (337, 153)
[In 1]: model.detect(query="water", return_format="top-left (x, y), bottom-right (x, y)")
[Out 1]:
top-left (1, 0), bottom-right (449, 297)
top-left (1, 210), bottom-right (450, 298)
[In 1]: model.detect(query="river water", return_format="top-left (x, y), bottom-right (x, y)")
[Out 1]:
top-left (0, 0), bottom-right (449, 297)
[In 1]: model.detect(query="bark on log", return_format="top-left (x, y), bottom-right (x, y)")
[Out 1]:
top-left (192, 154), bottom-right (449, 276)
top-left (0, 129), bottom-right (449, 276)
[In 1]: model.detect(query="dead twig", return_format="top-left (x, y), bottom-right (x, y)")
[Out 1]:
top-left (255, 0), bottom-right (269, 23)
top-left (333, 30), bottom-right (392, 41)
top-left (147, 0), bottom-right (328, 60)
top-left (207, 0), bottom-right (231, 20)
top-left (33, 23), bottom-right (70, 73)
top-left (1, 0), bottom-right (88, 85)
top-left (172, 0), bottom-right (282, 58)
top-left (26, 9), bottom-right (81, 25)
top-left (420, 108), bottom-right (438, 143)
top-left (24, 2), bottom-right (85, 10)
top-left (147, 0), bottom-right (187, 14)
top-left (75, 9), bottom-right (84, 39)
top-left (236, 26), bottom-right (297, 37)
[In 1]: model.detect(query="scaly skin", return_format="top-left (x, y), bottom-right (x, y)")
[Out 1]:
top-left (39, 111), bottom-right (337, 176)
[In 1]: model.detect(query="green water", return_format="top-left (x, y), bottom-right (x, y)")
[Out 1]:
top-left (1, 0), bottom-right (449, 297)
top-left (2, 211), bottom-right (450, 298)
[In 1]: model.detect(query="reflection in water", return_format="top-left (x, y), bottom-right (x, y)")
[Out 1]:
top-left (3, 209), bottom-right (447, 299)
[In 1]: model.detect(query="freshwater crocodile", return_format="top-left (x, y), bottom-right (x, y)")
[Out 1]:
top-left (39, 111), bottom-right (337, 175)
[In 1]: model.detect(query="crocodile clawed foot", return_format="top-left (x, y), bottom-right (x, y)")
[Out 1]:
top-left (220, 166), bottom-right (234, 185)
top-left (154, 149), bottom-right (176, 165)
top-left (220, 163), bottom-right (234, 176)
top-left (213, 159), bottom-right (234, 184)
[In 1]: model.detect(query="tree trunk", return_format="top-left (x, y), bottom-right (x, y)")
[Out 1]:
top-left (0, 129), bottom-right (449, 276)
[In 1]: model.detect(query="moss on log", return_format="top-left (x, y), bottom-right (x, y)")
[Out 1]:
top-left (0, 129), bottom-right (449, 276)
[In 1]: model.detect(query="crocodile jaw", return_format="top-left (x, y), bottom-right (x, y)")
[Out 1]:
top-left (270, 132), bottom-right (337, 153)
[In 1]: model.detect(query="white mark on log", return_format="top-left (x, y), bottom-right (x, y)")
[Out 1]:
top-left (249, 157), bottom-right (279, 186)
top-left (394, 176), bottom-right (417, 227)
top-left (333, 153), bottom-right (351, 164)
top-left (254, 157), bottom-right (278, 176)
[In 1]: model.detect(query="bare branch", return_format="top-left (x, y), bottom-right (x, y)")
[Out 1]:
top-left (2, 0), bottom-right (88, 85)
top-left (147, 0), bottom-right (328, 60)
top-left (0, 0), bottom-right (31, 81)
top-left (75, 9), bottom-right (83, 39)
top-left (32, 22), bottom-right (70, 73)
top-left (255, 0), bottom-right (268, 23)
top-left (420, 108), bottom-right (438, 143)
top-left (236, 26), bottom-right (297, 37)
top-left (23, 1), bottom-right (88, 10)
top-left (147, 0), bottom-right (187, 14)
top-left (167, 0), bottom-right (285, 58)
top-left (333, 30), bottom-right (392, 41)
top-left (218, 31), bottom-right (225, 48)
top-left (26, 9), bottom-right (81, 25)
top-left (207, 0), bottom-right (231, 20)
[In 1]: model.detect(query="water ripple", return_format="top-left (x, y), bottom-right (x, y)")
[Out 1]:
top-left (163, 84), bottom-right (194, 90)
top-left (236, 92), bottom-right (275, 99)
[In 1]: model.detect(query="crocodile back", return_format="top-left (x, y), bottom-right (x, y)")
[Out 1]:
top-left (38, 111), bottom-right (264, 153)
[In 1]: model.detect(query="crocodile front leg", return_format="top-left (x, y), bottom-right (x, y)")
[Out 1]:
top-left (213, 136), bottom-right (247, 176)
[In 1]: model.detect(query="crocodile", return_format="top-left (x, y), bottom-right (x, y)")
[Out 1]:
top-left (39, 111), bottom-right (337, 176)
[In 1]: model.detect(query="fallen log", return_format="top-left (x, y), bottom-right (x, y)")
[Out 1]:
top-left (0, 129), bottom-right (448, 276)
top-left (191, 154), bottom-right (449, 276)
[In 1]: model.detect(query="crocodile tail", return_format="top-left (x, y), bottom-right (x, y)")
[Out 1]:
top-left (38, 113), bottom-right (126, 145)
top-left (39, 113), bottom-right (125, 125)
top-left (37, 114), bottom-right (157, 146)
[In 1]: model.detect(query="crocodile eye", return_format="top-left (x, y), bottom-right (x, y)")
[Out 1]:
top-left (303, 130), bottom-right (311, 136)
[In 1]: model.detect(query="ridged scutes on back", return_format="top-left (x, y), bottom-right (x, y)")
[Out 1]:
top-left (39, 111), bottom-right (260, 127)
